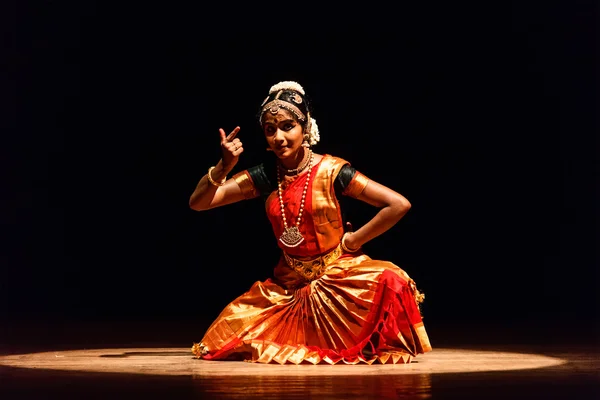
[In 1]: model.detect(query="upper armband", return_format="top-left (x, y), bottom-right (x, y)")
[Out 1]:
top-left (334, 164), bottom-right (370, 199)
top-left (232, 170), bottom-right (260, 200)
top-left (339, 166), bottom-right (370, 199)
top-left (236, 163), bottom-right (276, 201)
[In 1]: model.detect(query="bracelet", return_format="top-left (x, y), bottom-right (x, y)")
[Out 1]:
top-left (207, 166), bottom-right (226, 187)
top-left (341, 232), bottom-right (361, 253)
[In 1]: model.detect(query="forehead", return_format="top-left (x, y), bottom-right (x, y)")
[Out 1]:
top-left (261, 108), bottom-right (296, 125)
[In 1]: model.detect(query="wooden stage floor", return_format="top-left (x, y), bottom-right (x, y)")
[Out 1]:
top-left (1, 320), bottom-right (598, 399)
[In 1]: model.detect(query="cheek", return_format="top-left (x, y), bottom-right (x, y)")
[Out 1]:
top-left (291, 128), bottom-right (305, 143)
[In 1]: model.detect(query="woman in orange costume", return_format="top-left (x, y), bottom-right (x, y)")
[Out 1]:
top-left (189, 81), bottom-right (431, 365)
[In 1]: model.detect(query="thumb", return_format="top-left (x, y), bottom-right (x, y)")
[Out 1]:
top-left (345, 221), bottom-right (353, 232)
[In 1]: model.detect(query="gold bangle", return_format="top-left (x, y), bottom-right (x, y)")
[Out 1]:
top-left (341, 232), bottom-right (360, 253)
top-left (207, 166), bottom-right (226, 187)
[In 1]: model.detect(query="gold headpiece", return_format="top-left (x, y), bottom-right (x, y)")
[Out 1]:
top-left (261, 81), bottom-right (307, 121)
top-left (262, 97), bottom-right (306, 121)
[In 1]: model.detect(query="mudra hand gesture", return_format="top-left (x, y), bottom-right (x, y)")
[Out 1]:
top-left (220, 126), bottom-right (243, 170)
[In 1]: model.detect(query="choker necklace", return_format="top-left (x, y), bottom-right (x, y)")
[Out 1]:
top-left (277, 150), bottom-right (314, 247)
top-left (279, 149), bottom-right (311, 176)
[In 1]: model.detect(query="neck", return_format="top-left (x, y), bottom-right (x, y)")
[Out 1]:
top-left (280, 148), bottom-right (307, 171)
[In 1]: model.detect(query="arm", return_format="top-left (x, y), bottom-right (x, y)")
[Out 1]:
top-left (343, 179), bottom-right (411, 250)
top-left (189, 126), bottom-right (247, 211)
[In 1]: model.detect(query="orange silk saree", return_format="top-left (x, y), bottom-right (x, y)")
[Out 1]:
top-left (192, 155), bottom-right (431, 364)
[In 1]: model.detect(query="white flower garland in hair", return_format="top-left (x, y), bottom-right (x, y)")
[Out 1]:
top-left (308, 117), bottom-right (320, 146)
top-left (269, 81), bottom-right (305, 95)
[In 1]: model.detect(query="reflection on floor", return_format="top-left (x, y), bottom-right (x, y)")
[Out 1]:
top-left (0, 319), bottom-right (598, 399)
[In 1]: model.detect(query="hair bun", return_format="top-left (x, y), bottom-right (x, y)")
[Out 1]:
top-left (269, 81), bottom-right (305, 95)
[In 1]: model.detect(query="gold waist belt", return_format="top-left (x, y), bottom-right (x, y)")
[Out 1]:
top-left (283, 244), bottom-right (343, 281)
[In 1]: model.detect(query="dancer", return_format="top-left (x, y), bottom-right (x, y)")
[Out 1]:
top-left (189, 81), bottom-right (431, 364)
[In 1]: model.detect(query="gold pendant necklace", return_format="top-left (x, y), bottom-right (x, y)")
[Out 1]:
top-left (277, 149), bottom-right (313, 248)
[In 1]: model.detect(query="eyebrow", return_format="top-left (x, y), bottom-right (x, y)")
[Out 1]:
top-left (265, 118), bottom-right (295, 125)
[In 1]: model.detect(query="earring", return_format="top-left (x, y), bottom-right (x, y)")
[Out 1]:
top-left (302, 134), bottom-right (310, 148)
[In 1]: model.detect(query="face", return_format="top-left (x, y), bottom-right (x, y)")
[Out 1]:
top-left (262, 109), bottom-right (305, 160)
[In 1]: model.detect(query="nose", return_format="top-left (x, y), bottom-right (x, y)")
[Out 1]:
top-left (273, 128), bottom-right (285, 144)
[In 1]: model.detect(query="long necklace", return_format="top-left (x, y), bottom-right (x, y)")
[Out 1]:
top-left (277, 149), bottom-right (314, 248)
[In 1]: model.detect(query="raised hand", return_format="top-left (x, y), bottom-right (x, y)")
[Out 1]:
top-left (219, 126), bottom-right (243, 170)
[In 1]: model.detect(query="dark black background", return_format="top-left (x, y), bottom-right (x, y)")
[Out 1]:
top-left (3, 2), bottom-right (597, 343)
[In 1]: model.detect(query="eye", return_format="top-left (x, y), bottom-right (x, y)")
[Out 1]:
top-left (283, 123), bottom-right (294, 131)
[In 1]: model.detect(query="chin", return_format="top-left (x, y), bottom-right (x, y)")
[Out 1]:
top-left (276, 147), bottom-right (297, 158)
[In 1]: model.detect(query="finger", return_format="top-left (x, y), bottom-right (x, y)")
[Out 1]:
top-left (229, 142), bottom-right (243, 154)
top-left (219, 128), bottom-right (227, 144)
top-left (231, 138), bottom-right (241, 146)
top-left (226, 126), bottom-right (241, 141)
top-left (225, 142), bottom-right (237, 153)
top-left (232, 146), bottom-right (244, 156)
